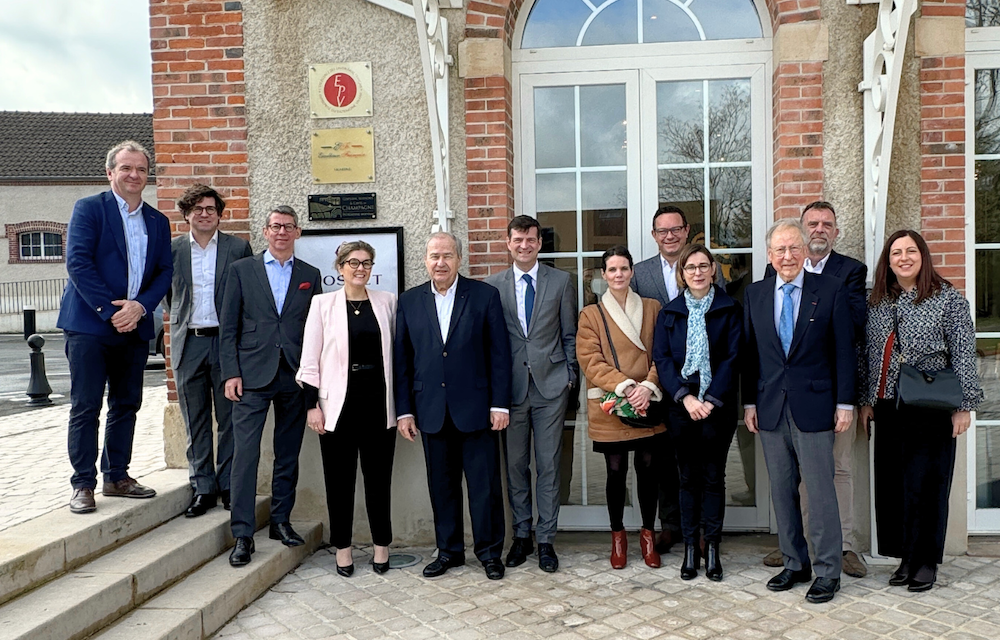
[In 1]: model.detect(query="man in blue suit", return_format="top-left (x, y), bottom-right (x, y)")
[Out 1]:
top-left (743, 219), bottom-right (855, 604)
top-left (58, 141), bottom-right (173, 514)
top-left (395, 232), bottom-right (512, 580)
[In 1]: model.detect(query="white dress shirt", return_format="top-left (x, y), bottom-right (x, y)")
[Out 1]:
top-left (804, 252), bottom-right (831, 275)
top-left (189, 231), bottom-right (219, 329)
top-left (111, 190), bottom-right (148, 305)
top-left (512, 261), bottom-right (539, 336)
top-left (433, 278), bottom-right (458, 343)
top-left (263, 249), bottom-right (294, 315)
top-left (661, 255), bottom-right (680, 301)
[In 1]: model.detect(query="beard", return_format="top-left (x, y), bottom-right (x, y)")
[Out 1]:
top-left (808, 237), bottom-right (830, 254)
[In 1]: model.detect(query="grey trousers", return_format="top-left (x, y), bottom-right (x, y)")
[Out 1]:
top-left (758, 404), bottom-right (842, 579)
top-left (174, 334), bottom-right (234, 495)
top-left (505, 378), bottom-right (569, 544)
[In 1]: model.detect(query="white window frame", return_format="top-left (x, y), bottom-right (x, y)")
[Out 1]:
top-left (18, 231), bottom-right (63, 261)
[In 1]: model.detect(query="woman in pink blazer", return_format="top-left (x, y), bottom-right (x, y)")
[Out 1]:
top-left (296, 240), bottom-right (397, 577)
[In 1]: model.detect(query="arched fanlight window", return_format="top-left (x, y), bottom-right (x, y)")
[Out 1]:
top-left (521, 0), bottom-right (764, 49)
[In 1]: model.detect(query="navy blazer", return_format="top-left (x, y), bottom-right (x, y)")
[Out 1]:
top-left (393, 276), bottom-right (512, 434)
top-left (57, 190), bottom-right (173, 342)
top-left (741, 272), bottom-right (855, 433)
top-left (653, 285), bottom-right (742, 408)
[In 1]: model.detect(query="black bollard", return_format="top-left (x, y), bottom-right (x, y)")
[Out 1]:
top-left (26, 334), bottom-right (53, 406)
top-left (22, 307), bottom-right (36, 341)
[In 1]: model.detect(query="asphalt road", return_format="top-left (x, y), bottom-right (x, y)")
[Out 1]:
top-left (0, 333), bottom-right (167, 418)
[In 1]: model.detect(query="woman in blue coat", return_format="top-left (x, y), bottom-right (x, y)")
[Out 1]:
top-left (653, 244), bottom-right (742, 581)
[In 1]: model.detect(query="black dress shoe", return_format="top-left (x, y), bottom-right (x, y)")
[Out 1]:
top-left (483, 558), bottom-right (505, 580)
top-left (220, 489), bottom-right (231, 511)
top-left (805, 577), bottom-right (841, 603)
top-left (907, 564), bottom-right (937, 592)
top-left (423, 555), bottom-right (465, 577)
top-left (888, 561), bottom-right (911, 586)
top-left (538, 543), bottom-right (559, 573)
top-left (337, 563), bottom-right (355, 577)
top-left (705, 541), bottom-right (723, 582)
top-left (371, 559), bottom-right (390, 575)
top-left (269, 522), bottom-right (305, 547)
top-left (767, 567), bottom-right (813, 591)
top-left (185, 493), bottom-right (217, 518)
top-left (229, 537), bottom-right (254, 566)
top-left (505, 536), bottom-right (534, 567)
top-left (680, 543), bottom-right (700, 580)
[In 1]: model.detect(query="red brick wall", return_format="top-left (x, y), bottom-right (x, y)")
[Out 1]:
top-left (149, 0), bottom-right (251, 400)
top-left (772, 61), bottom-right (825, 220)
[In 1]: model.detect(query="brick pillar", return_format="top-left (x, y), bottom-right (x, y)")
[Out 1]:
top-left (149, 0), bottom-right (250, 401)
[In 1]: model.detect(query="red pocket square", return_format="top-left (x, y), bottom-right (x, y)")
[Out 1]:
top-left (298, 282), bottom-right (311, 290)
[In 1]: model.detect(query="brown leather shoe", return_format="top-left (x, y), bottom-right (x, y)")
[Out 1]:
top-left (639, 528), bottom-right (661, 568)
top-left (103, 477), bottom-right (156, 499)
top-left (655, 528), bottom-right (674, 554)
top-left (611, 530), bottom-right (627, 569)
top-left (763, 548), bottom-right (784, 567)
top-left (69, 488), bottom-right (96, 513)
top-left (842, 550), bottom-right (868, 578)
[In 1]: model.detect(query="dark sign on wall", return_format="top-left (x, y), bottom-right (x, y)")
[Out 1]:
top-left (308, 193), bottom-right (377, 221)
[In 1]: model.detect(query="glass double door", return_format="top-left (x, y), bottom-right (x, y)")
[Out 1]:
top-left (518, 65), bottom-right (770, 530)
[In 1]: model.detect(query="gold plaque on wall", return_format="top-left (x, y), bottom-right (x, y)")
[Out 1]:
top-left (311, 128), bottom-right (375, 184)
top-left (309, 62), bottom-right (372, 119)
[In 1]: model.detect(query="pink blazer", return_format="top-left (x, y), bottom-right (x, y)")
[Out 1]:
top-left (295, 287), bottom-right (397, 432)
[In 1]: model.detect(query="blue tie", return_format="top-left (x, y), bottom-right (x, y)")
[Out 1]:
top-left (779, 283), bottom-right (795, 356)
top-left (522, 273), bottom-right (535, 332)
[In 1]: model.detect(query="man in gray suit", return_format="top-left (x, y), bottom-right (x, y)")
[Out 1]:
top-left (220, 205), bottom-right (321, 567)
top-left (630, 204), bottom-right (687, 551)
top-left (169, 185), bottom-right (252, 517)
top-left (485, 216), bottom-right (577, 572)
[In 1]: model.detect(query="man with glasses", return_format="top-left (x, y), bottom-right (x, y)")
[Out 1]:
top-left (631, 205), bottom-right (689, 552)
top-left (761, 202), bottom-right (869, 578)
top-left (220, 206), bottom-right (322, 566)
top-left (743, 219), bottom-right (855, 604)
top-left (169, 184), bottom-right (252, 517)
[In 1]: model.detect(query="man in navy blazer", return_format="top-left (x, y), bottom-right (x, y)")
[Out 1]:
top-left (58, 141), bottom-right (173, 514)
top-left (762, 202), bottom-right (869, 578)
top-left (743, 219), bottom-right (855, 604)
top-left (395, 232), bottom-right (512, 580)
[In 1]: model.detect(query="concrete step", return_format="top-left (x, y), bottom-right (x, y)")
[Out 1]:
top-left (0, 468), bottom-right (191, 607)
top-left (92, 522), bottom-right (322, 640)
top-left (0, 497), bottom-right (270, 640)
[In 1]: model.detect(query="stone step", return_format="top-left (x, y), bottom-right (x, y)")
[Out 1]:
top-left (0, 497), bottom-right (270, 640)
top-left (0, 468), bottom-right (191, 607)
top-left (92, 522), bottom-right (322, 640)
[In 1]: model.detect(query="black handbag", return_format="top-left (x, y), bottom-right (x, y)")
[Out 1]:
top-left (892, 305), bottom-right (963, 411)
top-left (595, 303), bottom-right (663, 428)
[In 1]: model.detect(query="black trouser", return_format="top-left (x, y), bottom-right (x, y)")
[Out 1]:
top-left (656, 433), bottom-right (682, 534)
top-left (320, 422), bottom-right (396, 549)
top-left (605, 436), bottom-right (660, 531)
top-left (667, 405), bottom-right (737, 544)
top-left (874, 400), bottom-right (956, 566)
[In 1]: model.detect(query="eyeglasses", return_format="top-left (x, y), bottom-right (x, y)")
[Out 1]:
top-left (267, 223), bottom-right (298, 233)
top-left (770, 245), bottom-right (804, 257)
top-left (683, 263), bottom-right (712, 274)
top-left (343, 259), bottom-right (374, 270)
top-left (653, 225), bottom-right (687, 238)
top-left (191, 206), bottom-right (218, 215)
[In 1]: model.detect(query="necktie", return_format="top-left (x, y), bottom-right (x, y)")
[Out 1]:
top-left (779, 283), bottom-right (795, 356)
top-left (522, 273), bottom-right (535, 332)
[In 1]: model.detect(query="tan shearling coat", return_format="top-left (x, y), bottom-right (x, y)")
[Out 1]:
top-left (577, 289), bottom-right (666, 443)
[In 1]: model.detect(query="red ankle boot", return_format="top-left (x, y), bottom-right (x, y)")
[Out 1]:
top-left (611, 530), bottom-right (627, 569)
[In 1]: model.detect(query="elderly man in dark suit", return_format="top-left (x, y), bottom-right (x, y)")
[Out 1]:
top-left (59, 140), bottom-right (173, 514)
top-left (169, 184), bottom-right (252, 518)
top-left (395, 232), bottom-right (512, 580)
top-left (485, 215), bottom-right (576, 572)
top-left (743, 219), bottom-right (855, 604)
top-left (220, 206), bottom-right (321, 566)
top-left (761, 201), bottom-right (869, 578)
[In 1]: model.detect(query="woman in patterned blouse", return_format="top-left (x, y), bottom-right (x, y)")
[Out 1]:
top-left (858, 230), bottom-right (983, 593)
top-left (652, 245), bottom-right (742, 582)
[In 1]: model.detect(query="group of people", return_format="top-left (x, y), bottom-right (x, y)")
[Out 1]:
top-left (60, 140), bottom-right (982, 604)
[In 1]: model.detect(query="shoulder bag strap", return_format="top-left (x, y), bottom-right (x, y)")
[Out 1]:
top-left (595, 303), bottom-right (621, 370)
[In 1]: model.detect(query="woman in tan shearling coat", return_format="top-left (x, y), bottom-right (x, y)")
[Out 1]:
top-left (577, 245), bottom-right (666, 570)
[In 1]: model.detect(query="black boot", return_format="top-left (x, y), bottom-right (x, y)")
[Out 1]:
top-left (680, 543), bottom-right (699, 580)
top-left (705, 541), bottom-right (723, 582)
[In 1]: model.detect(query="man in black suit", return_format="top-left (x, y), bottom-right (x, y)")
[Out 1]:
top-left (169, 185), bottom-right (252, 518)
top-left (395, 232), bottom-right (512, 580)
top-left (762, 201), bottom-right (869, 578)
top-left (743, 219), bottom-right (855, 604)
top-left (220, 206), bottom-right (321, 566)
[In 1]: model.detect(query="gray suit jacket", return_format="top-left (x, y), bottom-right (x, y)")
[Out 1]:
top-left (631, 254), bottom-right (672, 308)
top-left (168, 232), bottom-right (252, 370)
top-left (485, 263), bottom-right (578, 405)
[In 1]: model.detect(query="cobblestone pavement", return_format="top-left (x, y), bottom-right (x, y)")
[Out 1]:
top-left (213, 534), bottom-right (1000, 640)
top-left (0, 385), bottom-right (168, 531)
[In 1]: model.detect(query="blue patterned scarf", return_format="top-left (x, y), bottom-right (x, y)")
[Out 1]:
top-left (680, 287), bottom-right (715, 401)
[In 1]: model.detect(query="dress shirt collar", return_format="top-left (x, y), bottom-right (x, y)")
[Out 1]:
top-left (433, 277), bottom-right (459, 299)
top-left (660, 254), bottom-right (678, 270)
top-left (189, 230), bottom-right (219, 247)
top-left (264, 249), bottom-right (294, 267)
top-left (111, 189), bottom-right (142, 216)
top-left (804, 252), bottom-right (831, 274)
top-left (512, 261), bottom-right (539, 283)
top-left (774, 268), bottom-right (805, 294)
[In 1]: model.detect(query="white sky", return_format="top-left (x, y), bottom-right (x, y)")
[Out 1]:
top-left (0, 0), bottom-right (153, 113)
